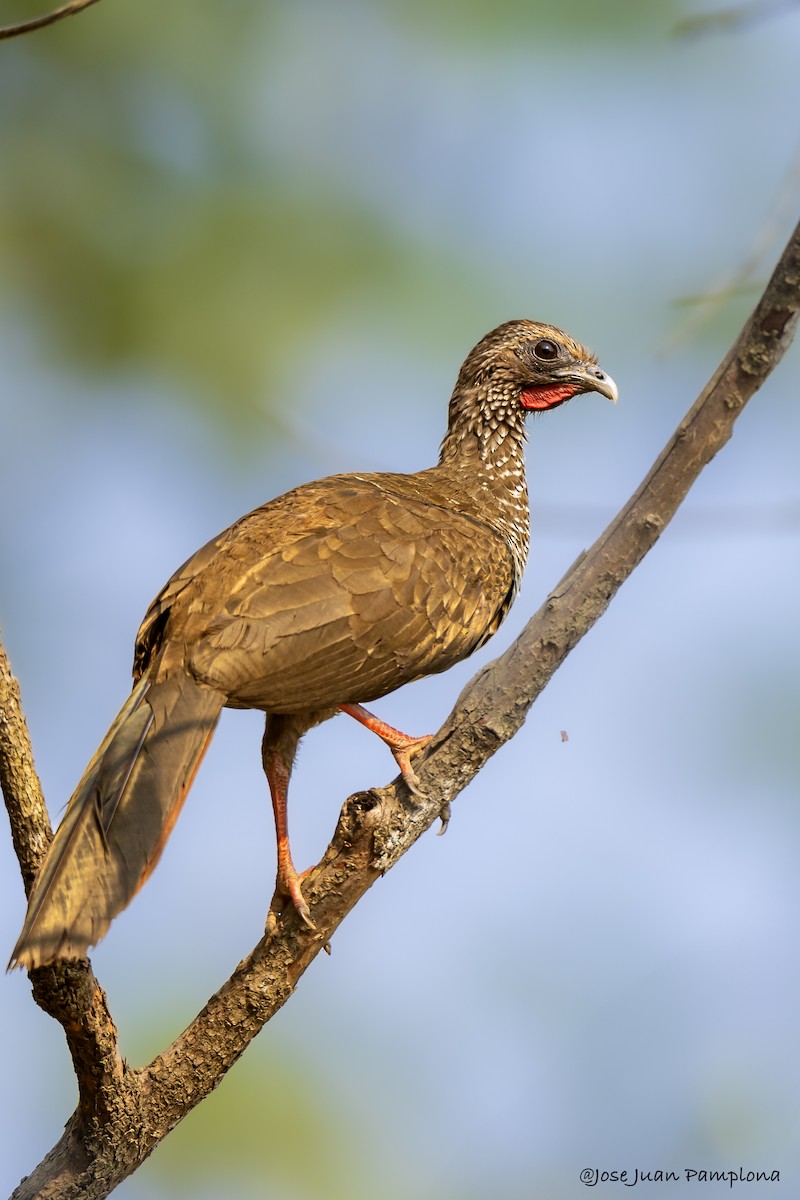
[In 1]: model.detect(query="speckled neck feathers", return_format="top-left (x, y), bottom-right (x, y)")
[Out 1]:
top-left (436, 379), bottom-right (531, 582)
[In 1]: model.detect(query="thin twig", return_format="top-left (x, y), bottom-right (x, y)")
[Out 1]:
top-left (673, 0), bottom-right (799, 38)
top-left (0, 0), bottom-right (104, 42)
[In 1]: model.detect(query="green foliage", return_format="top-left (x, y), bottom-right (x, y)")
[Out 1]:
top-left (1, 0), bottom-right (690, 433)
top-left (388, 0), bottom-right (673, 41)
top-left (0, 3), bottom-right (443, 424)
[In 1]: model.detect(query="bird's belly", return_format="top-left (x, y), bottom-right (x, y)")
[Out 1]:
top-left (189, 608), bottom-right (493, 715)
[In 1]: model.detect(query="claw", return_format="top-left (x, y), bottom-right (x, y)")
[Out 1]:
top-left (392, 746), bottom-right (426, 796)
top-left (274, 863), bottom-right (317, 932)
top-left (390, 734), bottom-right (432, 797)
top-left (294, 897), bottom-right (317, 931)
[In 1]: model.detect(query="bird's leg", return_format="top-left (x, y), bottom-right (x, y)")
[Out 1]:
top-left (339, 702), bottom-right (432, 797)
top-left (261, 714), bottom-right (316, 931)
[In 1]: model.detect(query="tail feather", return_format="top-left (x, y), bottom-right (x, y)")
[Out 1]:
top-left (9, 671), bottom-right (223, 970)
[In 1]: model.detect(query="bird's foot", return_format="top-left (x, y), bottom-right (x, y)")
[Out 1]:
top-left (389, 734), bottom-right (433, 798)
top-left (271, 863), bottom-right (317, 932)
top-left (339, 703), bottom-right (432, 796)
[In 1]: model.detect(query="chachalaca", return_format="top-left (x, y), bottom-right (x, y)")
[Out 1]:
top-left (10, 320), bottom-right (616, 969)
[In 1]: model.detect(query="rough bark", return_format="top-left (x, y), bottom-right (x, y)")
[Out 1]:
top-left (2, 215), bottom-right (799, 1199)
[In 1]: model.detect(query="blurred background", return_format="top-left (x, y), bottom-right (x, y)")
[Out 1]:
top-left (1, 1), bottom-right (799, 1197)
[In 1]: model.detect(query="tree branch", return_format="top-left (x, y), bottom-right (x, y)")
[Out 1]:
top-left (0, 642), bottom-right (50, 891)
top-left (0, 0), bottom-right (103, 43)
top-left (4, 214), bottom-right (799, 1198)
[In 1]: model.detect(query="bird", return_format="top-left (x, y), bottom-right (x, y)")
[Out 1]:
top-left (10, 320), bottom-right (617, 969)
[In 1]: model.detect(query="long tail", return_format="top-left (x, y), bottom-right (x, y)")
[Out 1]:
top-left (10, 670), bottom-right (224, 970)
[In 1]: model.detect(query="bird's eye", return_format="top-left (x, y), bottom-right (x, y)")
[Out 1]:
top-left (533, 338), bottom-right (559, 361)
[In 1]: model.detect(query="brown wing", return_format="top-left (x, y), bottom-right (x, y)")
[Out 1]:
top-left (134, 531), bottom-right (230, 679)
top-left (157, 475), bottom-right (516, 713)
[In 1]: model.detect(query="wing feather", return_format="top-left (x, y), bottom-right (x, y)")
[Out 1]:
top-left (141, 474), bottom-right (515, 713)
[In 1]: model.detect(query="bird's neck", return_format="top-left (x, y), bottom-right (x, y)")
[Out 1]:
top-left (436, 383), bottom-right (531, 578)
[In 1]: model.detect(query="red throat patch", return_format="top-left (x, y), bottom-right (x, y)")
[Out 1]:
top-left (519, 384), bottom-right (579, 411)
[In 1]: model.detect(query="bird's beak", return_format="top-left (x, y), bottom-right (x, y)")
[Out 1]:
top-left (565, 365), bottom-right (618, 405)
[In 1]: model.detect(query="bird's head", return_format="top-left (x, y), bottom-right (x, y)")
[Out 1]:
top-left (455, 319), bottom-right (618, 415)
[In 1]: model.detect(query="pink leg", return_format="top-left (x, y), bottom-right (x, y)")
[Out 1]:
top-left (339, 702), bottom-right (432, 796)
top-left (262, 719), bottom-right (316, 931)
